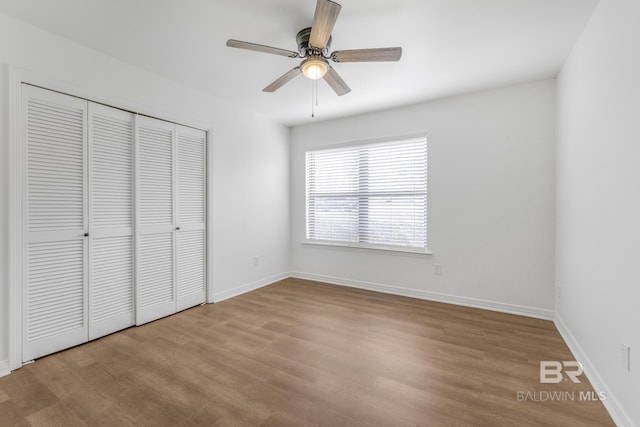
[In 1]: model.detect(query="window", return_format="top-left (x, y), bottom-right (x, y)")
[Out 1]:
top-left (305, 136), bottom-right (428, 253)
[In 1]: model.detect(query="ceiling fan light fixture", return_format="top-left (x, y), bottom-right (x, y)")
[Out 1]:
top-left (301, 56), bottom-right (329, 80)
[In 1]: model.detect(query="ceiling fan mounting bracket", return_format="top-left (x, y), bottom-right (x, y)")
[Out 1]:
top-left (296, 27), bottom-right (331, 58)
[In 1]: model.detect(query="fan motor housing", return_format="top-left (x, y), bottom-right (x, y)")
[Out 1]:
top-left (296, 27), bottom-right (332, 57)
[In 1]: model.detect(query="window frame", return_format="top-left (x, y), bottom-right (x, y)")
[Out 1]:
top-left (303, 134), bottom-right (430, 255)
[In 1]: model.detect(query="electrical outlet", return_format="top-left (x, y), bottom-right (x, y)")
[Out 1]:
top-left (434, 263), bottom-right (442, 275)
top-left (620, 342), bottom-right (631, 372)
top-left (253, 256), bottom-right (260, 266)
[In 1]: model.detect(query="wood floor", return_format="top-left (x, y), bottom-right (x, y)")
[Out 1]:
top-left (0, 278), bottom-right (614, 426)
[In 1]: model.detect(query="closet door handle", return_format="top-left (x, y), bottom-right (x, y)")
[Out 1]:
top-left (175, 227), bottom-right (180, 231)
top-left (84, 232), bottom-right (89, 237)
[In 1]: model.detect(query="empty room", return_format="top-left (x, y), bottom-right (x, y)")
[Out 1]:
top-left (0, 0), bottom-right (638, 425)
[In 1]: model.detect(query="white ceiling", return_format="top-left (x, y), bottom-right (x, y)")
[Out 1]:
top-left (0, 0), bottom-right (599, 126)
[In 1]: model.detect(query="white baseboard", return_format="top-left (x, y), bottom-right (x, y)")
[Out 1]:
top-left (0, 359), bottom-right (10, 378)
top-left (554, 313), bottom-right (635, 427)
top-left (211, 272), bottom-right (290, 303)
top-left (290, 271), bottom-right (554, 320)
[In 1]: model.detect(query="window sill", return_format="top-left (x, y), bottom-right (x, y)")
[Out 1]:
top-left (301, 239), bottom-right (433, 256)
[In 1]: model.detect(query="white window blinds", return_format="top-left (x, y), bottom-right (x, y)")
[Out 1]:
top-left (306, 136), bottom-right (428, 253)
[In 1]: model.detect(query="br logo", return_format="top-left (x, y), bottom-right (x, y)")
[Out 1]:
top-left (540, 361), bottom-right (584, 383)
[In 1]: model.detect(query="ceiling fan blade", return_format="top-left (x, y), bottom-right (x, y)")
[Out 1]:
top-left (309, 0), bottom-right (342, 50)
top-left (263, 67), bottom-right (302, 92)
top-left (331, 47), bottom-right (402, 63)
top-left (323, 66), bottom-right (351, 96)
top-left (227, 39), bottom-right (299, 58)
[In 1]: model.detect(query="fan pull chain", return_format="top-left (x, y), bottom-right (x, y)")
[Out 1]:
top-left (311, 63), bottom-right (323, 118)
top-left (311, 78), bottom-right (317, 118)
top-left (311, 80), bottom-right (314, 118)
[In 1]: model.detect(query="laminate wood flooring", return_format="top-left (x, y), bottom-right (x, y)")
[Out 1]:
top-left (0, 278), bottom-right (615, 426)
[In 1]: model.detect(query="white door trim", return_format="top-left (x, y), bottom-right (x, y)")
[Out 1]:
top-left (8, 68), bottom-right (24, 370)
top-left (206, 128), bottom-right (214, 303)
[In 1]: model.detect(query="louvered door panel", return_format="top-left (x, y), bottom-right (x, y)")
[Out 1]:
top-left (138, 234), bottom-right (174, 313)
top-left (176, 126), bottom-right (207, 310)
top-left (23, 85), bottom-right (88, 362)
top-left (27, 96), bottom-right (84, 232)
top-left (27, 241), bottom-right (84, 342)
top-left (91, 104), bottom-right (134, 230)
top-left (138, 123), bottom-right (173, 228)
top-left (136, 116), bottom-right (177, 324)
top-left (88, 103), bottom-right (135, 339)
top-left (91, 236), bottom-right (134, 338)
top-left (177, 128), bottom-right (206, 224)
top-left (177, 230), bottom-right (206, 310)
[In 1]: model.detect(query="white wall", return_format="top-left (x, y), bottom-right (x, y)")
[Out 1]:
top-left (290, 80), bottom-right (556, 318)
top-left (0, 13), bottom-right (290, 370)
top-left (0, 63), bottom-right (8, 373)
top-left (211, 115), bottom-right (291, 301)
top-left (556, 0), bottom-right (640, 425)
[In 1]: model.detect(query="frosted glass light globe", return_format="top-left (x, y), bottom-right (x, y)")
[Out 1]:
top-left (301, 56), bottom-right (328, 80)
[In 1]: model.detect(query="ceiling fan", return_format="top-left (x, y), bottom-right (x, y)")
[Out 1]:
top-left (226, 0), bottom-right (402, 96)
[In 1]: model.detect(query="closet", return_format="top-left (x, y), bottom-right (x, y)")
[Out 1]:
top-left (22, 85), bottom-right (207, 362)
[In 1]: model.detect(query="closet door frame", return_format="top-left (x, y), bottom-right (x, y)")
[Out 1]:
top-left (7, 70), bottom-right (211, 371)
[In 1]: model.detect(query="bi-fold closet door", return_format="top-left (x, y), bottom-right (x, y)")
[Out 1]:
top-left (135, 116), bottom-right (207, 325)
top-left (22, 85), bottom-right (206, 362)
